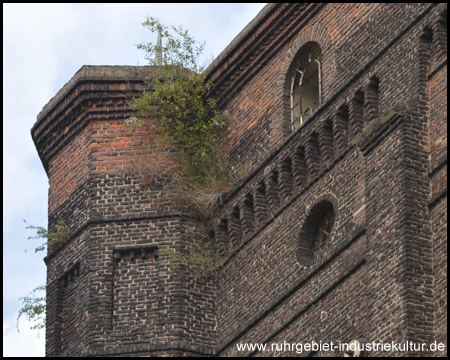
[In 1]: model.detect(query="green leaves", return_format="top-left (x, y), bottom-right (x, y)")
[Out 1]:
top-left (24, 219), bottom-right (68, 253)
top-left (18, 220), bottom-right (68, 333)
top-left (130, 17), bottom-right (227, 183)
top-left (129, 18), bottom-right (235, 281)
top-left (17, 284), bottom-right (46, 333)
top-left (138, 16), bottom-right (206, 74)
top-left (160, 227), bottom-right (232, 285)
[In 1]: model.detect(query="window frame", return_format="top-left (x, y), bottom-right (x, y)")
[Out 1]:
top-left (290, 46), bottom-right (322, 131)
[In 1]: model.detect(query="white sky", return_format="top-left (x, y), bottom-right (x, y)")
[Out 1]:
top-left (3, 3), bottom-right (267, 356)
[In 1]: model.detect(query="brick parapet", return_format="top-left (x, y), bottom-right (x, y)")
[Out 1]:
top-left (204, 3), bottom-right (324, 107)
top-left (31, 65), bottom-right (164, 174)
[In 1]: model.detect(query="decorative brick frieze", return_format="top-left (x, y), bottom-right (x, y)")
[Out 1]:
top-left (265, 170), bottom-right (281, 215)
top-left (228, 206), bottom-right (242, 249)
top-left (113, 244), bottom-right (158, 262)
top-left (253, 182), bottom-right (268, 226)
top-left (240, 193), bottom-right (255, 238)
top-left (305, 132), bottom-right (321, 179)
top-left (319, 118), bottom-right (335, 165)
top-left (291, 146), bottom-right (307, 189)
top-left (216, 218), bottom-right (229, 247)
top-left (363, 76), bottom-right (380, 125)
top-left (278, 157), bottom-right (294, 203)
top-left (349, 91), bottom-right (365, 139)
top-left (333, 104), bottom-right (350, 155)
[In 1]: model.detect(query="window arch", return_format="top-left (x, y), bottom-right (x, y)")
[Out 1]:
top-left (290, 43), bottom-right (322, 131)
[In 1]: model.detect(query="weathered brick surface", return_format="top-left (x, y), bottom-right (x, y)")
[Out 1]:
top-left (208, 2), bottom-right (446, 357)
top-left (34, 67), bottom-right (216, 357)
top-left (33, 3), bottom-right (446, 357)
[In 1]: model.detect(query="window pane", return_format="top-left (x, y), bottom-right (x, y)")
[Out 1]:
top-left (301, 66), bottom-right (319, 116)
top-left (292, 103), bottom-right (300, 120)
top-left (290, 44), bottom-right (322, 131)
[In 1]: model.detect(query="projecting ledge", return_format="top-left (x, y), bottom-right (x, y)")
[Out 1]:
top-left (355, 97), bottom-right (420, 153)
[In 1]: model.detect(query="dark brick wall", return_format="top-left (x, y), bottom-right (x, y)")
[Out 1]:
top-left (427, 8), bottom-right (447, 352)
top-left (208, 2), bottom-right (446, 357)
top-left (33, 3), bottom-right (446, 357)
top-left (34, 67), bottom-right (216, 357)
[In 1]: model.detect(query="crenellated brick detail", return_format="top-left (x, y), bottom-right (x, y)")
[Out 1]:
top-left (240, 194), bottom-right (255, 238)
top-left (278, 157), bottom-right (294, 202)
top-left (364, 76), bottom-right (380, 125)
top-left (291, 146), bottom-right (307, 189)
top-left (305, 132), bottom-right (321, 179)
top-left (265, 170), bottom-right (281, 215)
top-left (320, 118), bottom-right (335, 165)
top-left (333, 104), bottom-right (349, 155)
top-left (216, 218), bottom-right (229, 247)
top-left (229, 206), bottom-right (242, 249)
top-left (253, 182), bottom-right (269, 226)
top-left (349, 91), bottom-right (365, 139)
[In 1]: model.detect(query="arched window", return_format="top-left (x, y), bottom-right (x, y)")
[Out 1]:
top-left (297, 200), bottom-right (334, 266)
top-left (290, 44), bottom-right (322, 131)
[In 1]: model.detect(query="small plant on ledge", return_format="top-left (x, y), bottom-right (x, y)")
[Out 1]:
top-left (24, 219), bottom-right (68, 253)
top-left (161, 227), bottom-right (232, 286)
top-left (17, 220), bottom-right (68, 334)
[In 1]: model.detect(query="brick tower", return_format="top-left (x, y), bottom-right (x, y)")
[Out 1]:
top-left (34, 3), bottom-right (446, 357)
top-left (32, 66), bottom-right (216, 356)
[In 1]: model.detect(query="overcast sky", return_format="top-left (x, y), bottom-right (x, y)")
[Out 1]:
top-left (3, 3), bottom-right (266, 356)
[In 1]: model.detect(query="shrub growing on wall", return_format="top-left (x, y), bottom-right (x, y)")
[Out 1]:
top-left (126, 17), bottom-right (235, 221)
top-left (127, 17), bottom-right (236, 281)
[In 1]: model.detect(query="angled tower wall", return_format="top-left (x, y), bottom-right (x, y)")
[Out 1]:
top-left (32, 66), bottom-right (216, 357)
